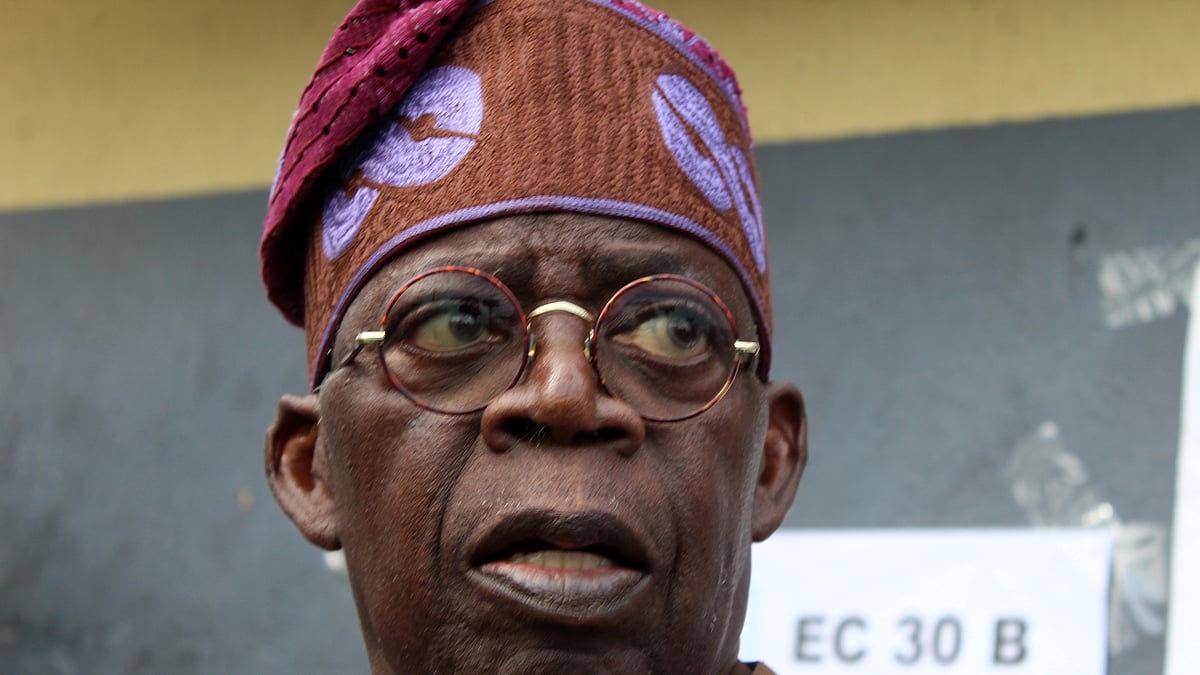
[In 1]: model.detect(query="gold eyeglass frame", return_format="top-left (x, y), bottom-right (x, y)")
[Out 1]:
top-left (330, 266), bottom-right (760, 421)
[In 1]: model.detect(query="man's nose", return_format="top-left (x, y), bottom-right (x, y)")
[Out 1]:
top-left (480, 310), bottom-right (644, 454)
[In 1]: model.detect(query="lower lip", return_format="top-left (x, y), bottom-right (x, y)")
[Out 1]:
top-left (473, 560), bottom-right (647, 619)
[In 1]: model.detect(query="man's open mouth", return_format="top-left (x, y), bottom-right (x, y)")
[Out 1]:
top-left (500, 541), bottom-right (626, 570)
top-left (468, 510), bottom-right (653, 620)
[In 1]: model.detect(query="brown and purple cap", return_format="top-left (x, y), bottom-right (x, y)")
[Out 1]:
top-left (260, 0), bottom-right (774, 389)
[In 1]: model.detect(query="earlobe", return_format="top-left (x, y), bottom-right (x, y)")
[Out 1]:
top-left (750, 382), bottom-right (808, 542)
top-left (264, 393), bottom-right (341, 550)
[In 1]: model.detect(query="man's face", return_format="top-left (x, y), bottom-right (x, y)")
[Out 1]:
top-left (269, 213), bottom-right (805, 675)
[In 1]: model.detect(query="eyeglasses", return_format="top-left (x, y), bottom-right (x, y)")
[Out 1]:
top-left (331, 266), bottom-right (760, 422)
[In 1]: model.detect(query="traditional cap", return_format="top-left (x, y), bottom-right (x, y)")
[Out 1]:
top-left (260, 0), bottom-right (772, 389)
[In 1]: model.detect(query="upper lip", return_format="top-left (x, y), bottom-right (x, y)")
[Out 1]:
top-left (469, 509), bottom-right (653, 571)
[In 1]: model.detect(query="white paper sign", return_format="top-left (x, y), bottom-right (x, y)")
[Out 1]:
top-left (1166, 262), bottom-right (1200, 675)
top-left (740, 529), bottom-right (1112, 674)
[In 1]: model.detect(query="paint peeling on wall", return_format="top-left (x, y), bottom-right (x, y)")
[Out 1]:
top-left (1098, 238), bottom-right (1200, 329)
top-left (1006, 421), bottom-right (1167, 655)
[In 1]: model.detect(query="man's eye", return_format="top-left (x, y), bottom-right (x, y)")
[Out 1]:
top-left (402, 301), bottom-right (502, 352)
top-left (611, 307), bottom-right (712, 361)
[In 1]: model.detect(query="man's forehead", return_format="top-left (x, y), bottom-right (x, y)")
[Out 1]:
top-left (357, 213), bottom-right (747, 303)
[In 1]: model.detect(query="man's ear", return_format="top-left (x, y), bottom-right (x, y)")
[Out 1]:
top-left (751, 382), bottom-right (808, 542)
top-left (265, 393), bottom-right (340, 550)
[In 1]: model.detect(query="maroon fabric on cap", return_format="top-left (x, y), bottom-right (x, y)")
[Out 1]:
top-left (261, 0), bottom-right (470, 326)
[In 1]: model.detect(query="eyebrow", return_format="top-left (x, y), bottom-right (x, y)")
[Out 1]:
top-left (583, 249), bottom-right (692, 282)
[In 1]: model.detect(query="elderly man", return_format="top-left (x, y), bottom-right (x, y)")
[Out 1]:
top-left (260, 0), bottom-right (807, 672)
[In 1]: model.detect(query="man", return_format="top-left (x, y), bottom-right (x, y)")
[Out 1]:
top-left (260, 0), bottom-right (807, 672)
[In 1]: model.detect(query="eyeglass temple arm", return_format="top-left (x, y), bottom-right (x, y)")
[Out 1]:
top-left (334, 331), bottom-right (386, 370)
top-left (734, 340), bottom-right (760, 356)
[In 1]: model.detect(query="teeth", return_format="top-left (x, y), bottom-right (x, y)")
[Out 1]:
top-left (508, 549), bottom-right (615, 570)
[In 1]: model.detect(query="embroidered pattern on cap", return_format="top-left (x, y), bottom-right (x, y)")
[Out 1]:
top-left (653, 74), bottom-right (766, 272)
top-left (321, 65), bottom-right (485, 260)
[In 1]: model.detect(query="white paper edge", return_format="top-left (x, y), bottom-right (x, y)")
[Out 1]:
top-left (1165, 261), bottom-right (1200, 675)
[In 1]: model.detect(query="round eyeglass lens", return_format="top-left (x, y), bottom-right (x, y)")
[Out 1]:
top-left (378, 268), bottom-right (529, 414)
top-left (594, 276), bottom-right (742, 421)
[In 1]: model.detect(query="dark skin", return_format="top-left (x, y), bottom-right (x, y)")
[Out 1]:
top-left (266, 213), bottom-right (807, 674)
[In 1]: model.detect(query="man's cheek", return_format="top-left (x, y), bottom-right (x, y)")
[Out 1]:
top-left (324, 409), bottom-right (475, 546)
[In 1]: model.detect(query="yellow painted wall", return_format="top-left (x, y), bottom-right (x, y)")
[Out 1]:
top-left (3, 0), bottom-right (1200, 211)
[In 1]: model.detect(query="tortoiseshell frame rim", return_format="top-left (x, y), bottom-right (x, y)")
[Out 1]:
top-left (330, 266), bottom-right (760, 421)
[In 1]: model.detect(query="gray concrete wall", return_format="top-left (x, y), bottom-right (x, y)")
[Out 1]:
top-left (3, 106), bottom-right (1197, 673)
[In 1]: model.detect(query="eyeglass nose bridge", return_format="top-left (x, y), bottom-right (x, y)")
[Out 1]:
top-left (523, 300), bottom-right (597, 364)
